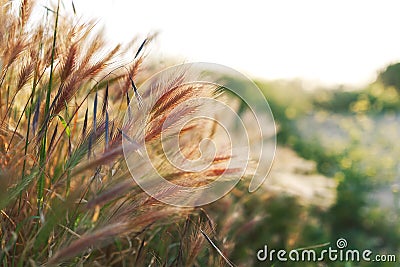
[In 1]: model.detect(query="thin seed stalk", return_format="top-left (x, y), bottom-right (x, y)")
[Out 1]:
top-left (37, 0), bottom-right (60, 213)
top-left (18, 32), bottom-right (45, 217)
top-left (17, 65), bottom-right (38, 215)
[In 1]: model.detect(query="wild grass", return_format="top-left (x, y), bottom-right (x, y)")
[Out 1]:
top-left (0, 1), bottom-right (244, 265)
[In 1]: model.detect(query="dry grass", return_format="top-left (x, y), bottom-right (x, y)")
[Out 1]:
top-left (0, 1), bottom-right (249, 266)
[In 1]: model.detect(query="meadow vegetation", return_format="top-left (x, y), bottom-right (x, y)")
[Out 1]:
top-left (0, 1), bottom-right (242, 265)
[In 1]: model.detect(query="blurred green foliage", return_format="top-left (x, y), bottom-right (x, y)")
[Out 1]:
top-left (379, 63), bottom-right (400, 94)
top-left (225, 78), bottom-right (400, 266)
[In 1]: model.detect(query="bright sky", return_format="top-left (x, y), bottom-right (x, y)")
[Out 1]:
top-left (73, 0), bottom-right (400, 87)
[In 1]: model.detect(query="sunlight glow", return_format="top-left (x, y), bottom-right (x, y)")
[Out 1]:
top-left (74, 0), bottom-right (400, 87)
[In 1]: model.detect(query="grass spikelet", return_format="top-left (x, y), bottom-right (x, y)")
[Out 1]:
top-left (19, 0), bottom-right (32, 29)
top-left (119, 49), bottom-right (144, 98)
top-left (49, 207), bottom-right (189, 264)
top-left (86, 179), bottom-right (133, 209)
top-left (3, 39), bottom-right (26, 71)
top-left (16, 62), bottom-right (34, 91)
top-left (47, 222), bottom-right (126, 265)
top-left (60, 42), bottom-right (77, 82)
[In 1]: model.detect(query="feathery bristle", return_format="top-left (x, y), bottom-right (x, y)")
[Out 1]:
top-left (134, 38), bottom-right (147, 59)
top-left (102, 82), bottom-right (109, 116)
top-left (48, 123), bottom-right (58, 152)
top-left (82, 107), bottom-right (88, 138)
top-left (200, 229), bottom-right (236, 267)
top-left (105, 110), bottom-right (109, 150)
top-left (129, 75), bottom-right (143, 109)
top-left (93, 91), bottom-right (98, 134)
top-left (126, 91), bottom-right (132, 120)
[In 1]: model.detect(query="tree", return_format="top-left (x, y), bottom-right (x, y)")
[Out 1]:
top-left (379, 63), bottom-right (400, 92)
